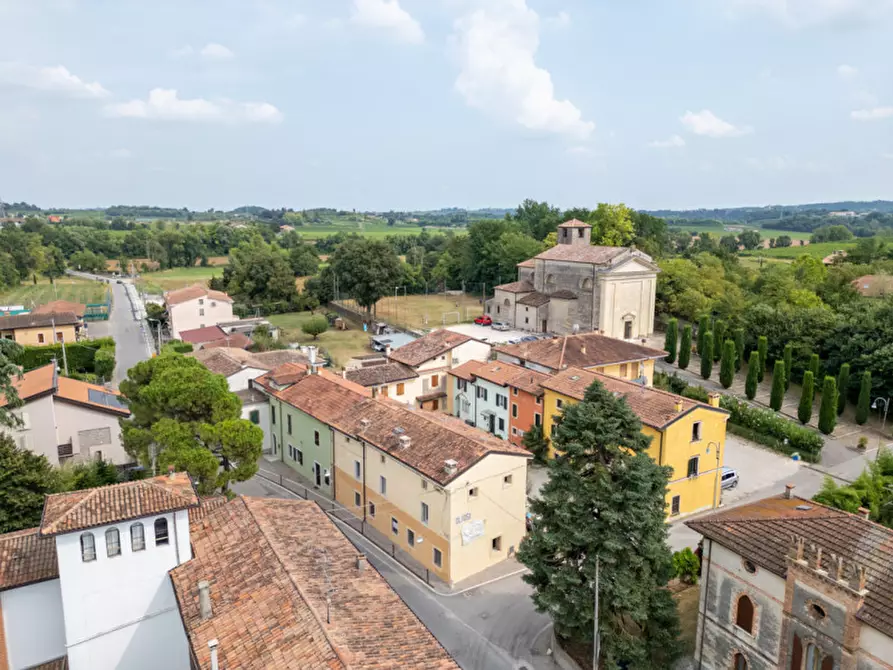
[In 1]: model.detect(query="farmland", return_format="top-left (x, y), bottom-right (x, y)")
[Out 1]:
top-left (0, 278), bottom-right (108, 308)
top-left (668, 222), bottom-right (812, 242)
top-left (739, 240), bottom-right (857, 260)
top-left (136, 266), bottom-right (223, 294)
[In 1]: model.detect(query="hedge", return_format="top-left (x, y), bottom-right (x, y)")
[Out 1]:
top-left (15, 338), bottom-right (116, 374)
top-left (93, 347), bottom-right (116, 381)
top-left (720, 396), bottom-right (823, 460)
top-left (725, 423), bottom-right (820, 464)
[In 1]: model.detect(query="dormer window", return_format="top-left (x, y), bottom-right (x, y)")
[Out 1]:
top-left (106, 528), bottom-right (121, 557)
top-left (80, 533), bottom-right (96, 562)
top-left (131, 523), bottom-right (145, 551)
top-left (154, 518), bottom-right (169, 546)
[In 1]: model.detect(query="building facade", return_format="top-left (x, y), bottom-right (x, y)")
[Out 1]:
top-left (447, 360), bottom-right (529, 440)
top-left (0, 312), bottom-right (79, 346)
top-left (487, 220), bottom-right (659, 338)
top-left (164, 285), bottom-right (234, 339)
top-left (507, 369), bottom-right (549, 447)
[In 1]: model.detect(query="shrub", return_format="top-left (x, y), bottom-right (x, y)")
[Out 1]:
top-left (664, 319), bottom-right (678, 364)
top-left (93, 346), bottom-right (115, 381)
top-left (799, 371), bottom-right (814, 425)
top-left (836, 363), bottom-right (850, 416)
top-left (672, 548), bottom-right (700, 585)
top-left (14, 337), bottom-right (116, 374)
top-left (682, 386), bottom-right (710, 403)
top-left (678, 325), bottom-right (692, 371)
top-left (301, 315), bottom-right (329, 340)
top-left (720, 396), bottom-right (824, 460)
top-left (700, 332), bottom-right (713, 380)
top-left (745, 351), bottom-right (759, 400)
top-left (855, 371), bottom-right (871, 425)
top-left (818, 376), bottom-right (838, 435)
top-left (719, 340), bottom-right (735, 389)
top-left (770, 360), bottom-right (786, 411)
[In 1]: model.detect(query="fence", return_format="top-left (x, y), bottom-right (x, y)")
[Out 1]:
top-left (256, 466), bottom-right (442, 588)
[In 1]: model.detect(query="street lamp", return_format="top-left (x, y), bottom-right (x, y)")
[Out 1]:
top-left (706, 441), bottom-right (722, 509)
top-left (872, 397), bottom-right (890, 462)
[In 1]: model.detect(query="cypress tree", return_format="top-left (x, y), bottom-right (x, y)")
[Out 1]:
top-left (836, 363), bottom-right (850, 416)
top-left (664, 319), bottom-right (678, 364)
top-left (700, 332), bottom-right (713, 380)
top-left (713, 320), bottom-right (726, 362)
top-left (517, 380), bottom-right (682, 668)
top-left (798, 371), bottom-right (814, 425)
top-left (783, 343), bottom-right (793, 391)
top-left (678, 325), bottom-right (692, 370)
top-left (745, 351), bottom-right (759, 400)
top-left (757, 336), bottom-right (768, 383)
top-left (697, 315), bottom-right (710, 356)
top-left (770, 360), bottom-right (786, 411)
top-left (719, 340), bottom-right (735, 388)
top-left (818, 376), bottom-right (838, 435)
top-left (855, 371), bottom-right (871, 425)
top-left (733, 328), bottom-right (745, 371)
top-left (808, 354), bottom-right (820, 398)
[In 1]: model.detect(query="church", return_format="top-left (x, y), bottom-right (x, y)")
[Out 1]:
top-left (487, 219), bottom-right (659, 339)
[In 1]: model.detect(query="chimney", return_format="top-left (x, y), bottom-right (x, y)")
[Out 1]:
top-left (167, 464), bottom-right (175, 479)
top-left (385, 344), bottom-right (392, 357)
top-left (444, 459), bottom-right (458, 476)
top-left (708, 392), bottom-right (721, 408)
top-left (398, 435), bottom-right (411, 450)
top-left (208, 639), bottom-right (219, 670)
top-left (858, 507), bottom-right (870, 520)
top-left (784, 484), bottom-right (795, 499)
top-left (341, 370), bottom-right (347, 379)
top-left (674, 399), bottom-right (683, 413)
top-left (308, 346), bottom-right (318, 374)
top-left (198, 580), bottom-right (212, 620)
top-left (356, 553), bottom-right (367, 571)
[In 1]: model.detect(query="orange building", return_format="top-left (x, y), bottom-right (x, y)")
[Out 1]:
top-left (507, 368), bottom-right (550, 447)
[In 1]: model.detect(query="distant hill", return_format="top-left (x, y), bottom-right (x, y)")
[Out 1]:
top-left (645, 201), bottom-right (893, 222)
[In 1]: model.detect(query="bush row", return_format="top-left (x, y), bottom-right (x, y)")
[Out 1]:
top-left (720, 396), bottom-right (824, 460)
top-left (15, 337), bottom-right (116, 378)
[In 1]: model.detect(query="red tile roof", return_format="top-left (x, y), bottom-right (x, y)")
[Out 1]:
top-left (201, 332), bottom-right (253, 350)
top-left (40, 473), bottom-right (199, 536)
top-left (0, 311), bottom-right (80, 330)
top-left (164, 285), bottom-right (233, 306)
top-left (1, 365), bottom-right (130, 417)
top-left (533, 244), bottom-right (629, 265)
top-left (687, 495), bottom-right (893, 638)
top-left (172, 497), bottom-right (459, 669)
top-left (496, 332), bottom-right (667, 371)
top-left (516, 292), bottom-right (551, 307)
top-left (387, 330), bottom-right (473, 367)
top-left (179, 326), bottom-right (228, 344)
top-left (507, 368), bottom-right (550, 396)
top-left (493, 280), bottom-right (534, 294)
top-left (345, 362), bottom-right (418, 387)
top-left (448, 360), bottom-right (527, 387)
top-left (0, 528), bottom-right (58, 591)
top-left (557, 219), bottom-right (591, 228)
top-left (1, 364), bottom-right (56, 406)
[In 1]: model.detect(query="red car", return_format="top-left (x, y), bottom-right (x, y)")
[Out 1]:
top-left (474, 315), bottom-right (493, 326)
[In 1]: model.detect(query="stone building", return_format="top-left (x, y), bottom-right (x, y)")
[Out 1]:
top-left (486, 219), bottom-right (659, 339)
top-left (686, 487), bottom-right (893, 670)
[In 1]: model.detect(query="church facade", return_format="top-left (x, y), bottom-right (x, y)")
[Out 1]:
top-left (487, 220), bottom-right (659, 339)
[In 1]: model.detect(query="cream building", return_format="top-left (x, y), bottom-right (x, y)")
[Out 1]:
top-left (487, 219), bottom-right (659, 339)
top-left (164, 285), bottom-right (234, 339)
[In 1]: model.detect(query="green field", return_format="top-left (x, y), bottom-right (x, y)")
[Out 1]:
top-left (336, 293), bottom-right (484, 330)
top-left (0, 278), bottom-right (108, 307)
top-left (299, 222), bottom-right (435, 240)
top-left (740, 240), bottom-right (857, 260)
top-left (136, 267), bottom-right (223, 294)
top-left (669, 223), bottom-right (812, 241)
top-left (267, 311), bottom-right (372, 368)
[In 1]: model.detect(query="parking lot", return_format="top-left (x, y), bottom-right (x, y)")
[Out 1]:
top-left (445, 322), bottom-right (541, 345)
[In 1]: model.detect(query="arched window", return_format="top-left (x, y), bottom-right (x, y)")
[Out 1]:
top-left (580, 278), bottom-right (593, 291)
top-left (154, 518), bottom-right (169, 546)
top-left (131, 523), bottom-right (145, 552)
top-left (790, 634), bottom-right (803, 670)
top-left (733, 652), bottom-right (748, 670)
top-left (546, 274), bottom-right (555, 288)
top-left (821, 656), bottom-right (833, 670)
top-left (105, 528), bottom-right (121, 557)
top-left (735, 594), bottom-right (755, 634)
top-left (503, 298), bottom-right (511, 307)
top-left (80, 533), bottom-right (96, 562)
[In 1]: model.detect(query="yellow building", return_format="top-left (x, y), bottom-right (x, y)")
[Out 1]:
top-left (0, 312), bottom-right (79, 346)
top-left (541, 367), bottom-right (729, 518)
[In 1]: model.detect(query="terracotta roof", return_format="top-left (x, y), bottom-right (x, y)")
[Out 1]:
top-left (188, 496), bottom-right (230, 525)
top-left (338, 398), bottom-right (530, 485)
top-left (55, 376), bottom-right (130, 416)
top-left (165, 284), bottom-right (233, 306)
top-left (0, 527), bottom-right (58, 591)
top-left (532, 245), bottom-right (631, 265)
top-left (1, 364), bottom-right (56, 406)
top-left (852, 274), bottom-right (893, 297)
top-left (0, 311), bottom-right (79, 330)
top-left (558, 219), bottom-right (591, 228)
top-left (516, 259), bottom-right (535, 269)
top-left (447, 360), bottom-right (485, 382)
top-left (388, 329), bottom-right (473, 367)
top-left (462, 360), bottom-right (528, 387)
top-left (507, 368), bottom-right (550, 396)
top-left (541, 367), bottom-right (726, 429)
top-left (40, 473), bottom-right (199, 536)
top-left (201, 333), bottom-right (252, 350)
top-left (517, 292), bottom-right (551, 307)
top-left (236, 388), bottom-right (267, 404)
top-left (32, 300), bottom-right (86, 318)
top-left (549, 290), bottom-right (578, 300)
top-left (172, 497), bottom-right (458, 669)
top-left (252, 363), bottom-right (310, 391)
top-left (495, 332), bottom-right (667, 371)
top-left (493, 280), bottom-right (534, 294)
top-left (345, 362), bottom-right (418, 387)
top-left (179, 326), bottom-right (228, 344)
top-left (190, 349), bottom-right (246, 376)
top-left (687, 494), bottom-right (893, 639)
top-left (267, 372), bottom-right (369, 429)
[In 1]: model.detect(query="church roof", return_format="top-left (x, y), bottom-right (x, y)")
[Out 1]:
top-left (533, 244), bottom-right (629, 265)
top-left (493, 280), bottom-right (534, 294)
top-left (557, 219), bottom-right (591, 228)
top-left (517, 292), bottom-right (551, 307)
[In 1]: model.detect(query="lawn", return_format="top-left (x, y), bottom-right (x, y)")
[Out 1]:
top-left (740, 240), bottom-right (857, 260)
top-left (136, 266), bottom-right (223, 294)
top-left (335, 293), bottom-right (485, 330)
top-left (0, 278), bottom-right (108, 308)
top-left (675, 584), bottom-right (701, 656)
top-left (267, 311), bottom-right (373, 369)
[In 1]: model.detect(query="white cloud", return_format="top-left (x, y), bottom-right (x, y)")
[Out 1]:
top-left (351, 0), bottom-right (424, 44)
top-left (451, 0), bottom-right (594, 141)
top-left (851, 106), bottom-right (893, 120)
top-left (200, 43), bottom-right (235, 60)
top-left (649, 134), bottom-right (686, 149)
top-left (732, 0), bottom-right (893, 27)
top-left (104, 89), bottom-right (283, 124)
top-left (0, 62), bottom-right (109, 98)
top-left (108, 148), bottom-right (132, 159)
top-left (681, 109), bottom-right (752, 138)
top-left (837, 64), bottom-right (859, 79)
top-left (170, 45), bottom-right (194, 58)
top-left (545, 11), bottom-right (571, 29)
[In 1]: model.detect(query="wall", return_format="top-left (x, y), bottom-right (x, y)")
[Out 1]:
top-left (472, 378), bottom-right (510, 440)
top-left (12, 324), bottom-right (77, 347)
top-left (372, 375), bottom-right (423, 407)
top-left (447, 376), bottom-right (475, 425)
top-left (662, 407), bottom-right (728, 518)
top-left (489, 290), bottom-right (518, 327)
top-left (169, 296), bottom-right (233, 338)
top-left (859, 625), bottom-right (893, 669)
top-left (1, 580), bottom-right (66, 670)
top-left (270, 396), bottom-right (334, 495)
top-left (513, 302), bottom-right (548, 332)
top-left (507, 386), bottom-right (543, 447)
top-left (598, 265), bottom-right (657, 339)
top-left (242, 398), bottom-right (270, 453)
top-left (4, 395), bottom-right (57, 464)
top-left (225, 366), bottom-right (267, 393)
top-left (56, 509), bottom-right (191, 670)
top-left (53, 401), bottom-right (132, 465)
top-left (588, 359), bottom-right (655, 386)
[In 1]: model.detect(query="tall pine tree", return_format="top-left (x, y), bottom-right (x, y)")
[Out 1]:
top-left (757, 336), bottom-right (768, 383)
top-left (783, 343), bottom-right (793, 391)
top-left (818, 376), bottom-right (838, 435)
top-left (719, 340), bottom-right (736, 389)
top-left (517, 380), bottom-right (681, 669)
top-left (799, 371), bottom-right (815, 425)
top-left (733, 328), bottom-right (745, 371)
top-left (836, 363), bottom-right (850, 416)
top-left (745, 351), bottom-right (759, 400)
top-left (770, 360), bottom-right (786, 411)
top-left (678, 325), bottom-right (692, 370)
top-left (855, 371), bottom-right (872, 425)
top-left (700, 332), bottom-right (714, 380)
top-left (697, 315), bottom-right (710, 356)
top-left (664, 318), bottom-right (678, 364)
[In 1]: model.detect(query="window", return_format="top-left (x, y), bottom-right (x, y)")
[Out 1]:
top-left (733, 653), bottom-right (748, 670)
top-left (692, 421), bottom-right (702, 442)
top-left (790, 635), bottom-right (803, 670)
top-left (56, 332), bottom-right (64, 342)
top-left (511, 427), bottom-right (517, 436)
top-left (810, 603), bottom-right (827, 620)
top-left (498, 417), bottom-right (505, 431)
top-left (512, 388), bottom-right (518, 396)
top-left (249, 409), bottom-right (260, 424)
top-left (154, 518), bottom-right (169, 546)
top-left (369, 502), bottom-right (376, 517)
top-left (211, 301), bottom-right (217, 307)
top-left (503, 474), bottom-right (513, 486)
top-left (198, 298), bottom-right (204, 305)
top-left (391, 517), bottom-right (399, 535)
top-left (577, 228), bottom-right (584, 238)
top-left (380, 475), bottom-right (387, 496)
top-left (671, 495), bottom-right (681, 516)
top-left (354, 491), bottom-right (361, 508)
top-left (620, 363), bottom-right (629, 378)
top-left (199, 308), bottom-right (205, 317)
top-left (468, 487), bottom-right (478, 498)
top-left (512, 403), bottom-right (518, 418)
top-left (407, 528), bottom-right (416, 547)
top-left (492, 536), bottom-right (502, 551)
top-left (396, 383), bottom-right (405, 396)
top-left (380, 386), bottom-right (389, 398)
top-left (805, 644), bottom-right (830, 670)
top-left (380, 454), bottom-right (386, 464)
top-left (80, 533), bottom-right (96, 562)
top-left (433, 547), bottom-right (443, 568)
top-left (550, 424), bottom-right (557, 437)
top-left (735, 595), bottom-right (755, 634)
top-left (314, 430), bottom-right (320, 446)
top-left (353, 460), bottom-right (361, 479)
top-left (287, 414), bottom-right (292, 435)
top-left (525, 317), bottom-right (529, 324)
top-left (457, 379), bottom-right (466, 392)
top-left (421, 502), bottom-right (429, 525)
top-left (743, 560), bottom-right (757, 574)
top-left (624, 321), bottom-right (633, 339)
top-left (106, 528), bottom-right (121, 557)
top-left (324, 470), bottom-right (330, 486)
top-left (37, 333), bottom-right (45, 344)
top-left (131, 523), bottom-right (145, 552)
top-left (296, 448), bottom-right (303, 465)
top-left (534, 413), bottom-right (541, 426)
top-left (687, 456), bottom-right (699, 478)
top-left (477, 386), bottom-right (488, 401)
top-left (535, 396), bottom-right (542, 405)
top-left (271, 407), bottom-right (276, 424)
top-left (431, 375), bottom-right (439, 387)
top-left (431, 399), bottom-right (439, 410)
top-left (556, 398), bottom-right (563, 409)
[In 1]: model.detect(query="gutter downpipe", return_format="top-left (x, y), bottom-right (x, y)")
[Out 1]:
top-left (696, 538), bottom-right (713, 670)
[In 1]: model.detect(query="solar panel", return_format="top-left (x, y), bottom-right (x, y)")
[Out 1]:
top-left (87, 389), bottom-right (127, 410)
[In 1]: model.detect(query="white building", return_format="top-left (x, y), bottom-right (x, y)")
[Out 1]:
top-left (164, 285), bottom-right (234, 340)
top-left (1, 364), bottom-right (132, 466)
top-left (687, 487), bottom-right (893, 670)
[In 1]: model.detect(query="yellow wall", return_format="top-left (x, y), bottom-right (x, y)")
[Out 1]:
top-left (542, 388), bottom-right (727, 519)
top-left (5, 324), bottom-right (77, 346)
top-left (588, 359), bottom-right (655, 386)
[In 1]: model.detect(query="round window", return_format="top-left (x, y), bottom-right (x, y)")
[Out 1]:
top-left (810, 603), bottom-right (827, 620)
top-left (743, 560), bottom-right (757, 574)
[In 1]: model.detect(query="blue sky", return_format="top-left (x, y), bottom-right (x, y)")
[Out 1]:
top-left (0, 0), bottom-right (891, 211)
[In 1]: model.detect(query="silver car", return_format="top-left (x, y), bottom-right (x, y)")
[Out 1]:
top-left (492, 321), bottom-right (511, 331)
top-left (720, 466), bottom-right (739, 490)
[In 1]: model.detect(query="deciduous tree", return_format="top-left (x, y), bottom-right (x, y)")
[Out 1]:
top-left (329, 238), bottom-right (402, 317)
top-left (301, 315), bottom-right (329, 340)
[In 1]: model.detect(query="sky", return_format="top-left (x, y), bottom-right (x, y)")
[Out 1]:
top-left (0, 0), bottom-right (891, 212)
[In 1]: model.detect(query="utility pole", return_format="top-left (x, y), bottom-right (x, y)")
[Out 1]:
top-left (593, 554), bottom-right (600, 670)
top-left (709, 441), bottom-right (722, 509)
top-left (51, 316), bottom-right (69, 375)
top-left (873, 397), bottom-right (890, 462)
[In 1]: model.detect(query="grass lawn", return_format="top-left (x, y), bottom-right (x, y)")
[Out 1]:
top-left (335, 293), bottom-right (485, 330)
top-left (136, 266), bottom-right (223, 294)
top-left (675, 584), bottom-right (701, 656)
top-left (738, 256), bottom-right (792, 269)
top-left (0, 278), bottom-right (108, 307)
top-left (740, 240), bottom-right (857, 260)
top-left (267, 311), bottom-right (372, 369)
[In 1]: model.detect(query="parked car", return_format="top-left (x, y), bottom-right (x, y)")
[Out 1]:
top-left (720, 467), bottom-right (739, 490)
top-left (474, 315), bottom-right (492, 326)
top-left (520, 335), bottom-right (539, 342)
top-left (492, 321), bottom-right (511, 331)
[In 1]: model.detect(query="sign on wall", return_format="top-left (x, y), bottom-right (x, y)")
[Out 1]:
top-left (461, 519), bottom-right (485, 545)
